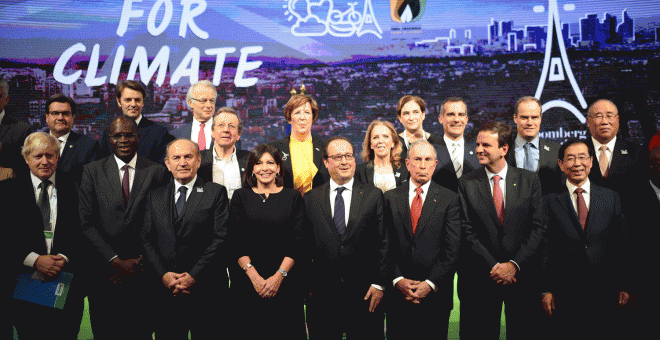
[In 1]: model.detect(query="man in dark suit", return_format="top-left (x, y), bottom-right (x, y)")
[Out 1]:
top-left (198, 107), bottom-right (249, 200)
top-left (541, 138), bottom-right (629, 340)
top-left (99, 80), bottom-right (173, 164)
top-left (0, 76), bottom-right (32, 176)
top-left (585, 99), bottom-right (644, 215)
top-left (395, 95), bottom-right (442, 160)
top-left (385, 140), bottom-right (461, 340)
top-left (303, 136), bottom-right (388, 340)
top-left (44, 93), bottom-right (99, 183)
top-left (9, 132), bottom-right (84, 339)
top-left (432, 97), bottom-right (479, 192)
top-left (507, 96), bottom-right (561, 194)
top-left (171, 80), bottom-right (216, 151)
top-left (142, 138), bottom-right (229, 339)
top-left (458, 122), bottom-right (546, 340)
top-left (79, 115), bottom-right (168, 340)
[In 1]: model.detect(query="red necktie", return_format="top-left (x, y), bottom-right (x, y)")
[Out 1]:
top-left (198, 122), bottom-right (207, 150)
top-left (122, 164), bottom-right (130, 205)
top-left (575, 188), bottom-right (588, 230)
top-left (493, 175), bottom-right (504, 226)
top-left (410, 187), bottom-right (423, 235)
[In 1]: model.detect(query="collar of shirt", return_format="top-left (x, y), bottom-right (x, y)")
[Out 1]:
top-left (566, 178), bottom-right (590, 196)
top-left (485, 162), bottom-right (508, 182)
top-left (515, 134), bottom-right (539, 150)
top-left (50, 131), bottom-right (70, 155)
top-left (408, 180), bottom-right (432, 207)
top-left (329, 177), bottom-right (354, 194)
top-left (114, 153), bottom-right (138, 172)
top-left (30, 171), bottom-right (57, 194)
top-left (134, 114), bottom-right (142, 126)
top-left (591, 135), bottom-right (617, 158)
top-left (0, 110), bottom-right (5, 125)
top-left (213, 144), bottom-right (237, 163)
top-left (650, 180), bottom-right (660, 201)
top-left (443, 135), bottom-right (464, 149)
top-left (174, 175), bottom-right (197, 201)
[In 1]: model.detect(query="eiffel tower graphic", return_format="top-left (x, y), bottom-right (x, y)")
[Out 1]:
top-left (534, 0), bottom-right (588, 123)
top-left (357, 0), bottom-right (383, 38)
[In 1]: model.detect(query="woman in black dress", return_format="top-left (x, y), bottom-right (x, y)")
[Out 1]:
top-left (228, 143), bottom-right (306, 339)
top-left (355, 120), bottom-right (409, 191)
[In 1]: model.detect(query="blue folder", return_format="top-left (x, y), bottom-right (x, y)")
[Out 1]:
top-left (13, 271), bottom-right (73, 309)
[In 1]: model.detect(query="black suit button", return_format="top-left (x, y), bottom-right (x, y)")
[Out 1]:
top-left (340, 246), bottom-right (344, 251)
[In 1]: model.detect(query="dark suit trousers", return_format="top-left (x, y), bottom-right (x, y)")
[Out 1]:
top-left (459, 278), bottom-right (541, 340)
top-left (546, 290), bottom-right (621, 340)
top-left (308, 283), bottom-right (384, 340)
top-left (386, 292), bottom-right (450, 340)
top-left (87, 273), bottom-right (154, 340)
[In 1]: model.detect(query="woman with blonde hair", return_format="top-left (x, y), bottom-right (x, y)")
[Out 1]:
top-left (355, 120), bottom-right (409, 192)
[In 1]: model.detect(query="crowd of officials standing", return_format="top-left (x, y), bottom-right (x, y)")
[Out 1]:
top-left (1, 77), bottom-right (659, 339)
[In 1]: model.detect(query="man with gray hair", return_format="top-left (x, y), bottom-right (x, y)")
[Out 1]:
top-left (8, 132), bottom-right (84, 339)
top-left (0, 76), bottom-right (32, 176)
top-left (171, 80), bottom-right (218, 150)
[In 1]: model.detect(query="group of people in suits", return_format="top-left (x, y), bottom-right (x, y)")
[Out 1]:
top-left (4, 75), bottom-right (656, 340)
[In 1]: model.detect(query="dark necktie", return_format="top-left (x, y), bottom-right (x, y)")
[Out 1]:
top-left (523, 142), bottom-right (535, 172)
top-left (122, 164), bottom-right (130, 205)
top-left (575, 188), bottom-right (588, 230)
top-left (176, 186), bottom-right (188, 217)
top-left (410, 186), bottom-right (423, 235)
top-left (38, 180), bottom-right (52, 231)
top-left (493, 175), bottom-right (504, 226)
top-left (198, 123), bottom-right (206, 150)
top-left (333, 187), bottom-right (346, 235)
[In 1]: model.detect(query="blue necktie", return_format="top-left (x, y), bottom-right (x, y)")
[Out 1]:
top-left (176, 186), bottom-right (188, 217)
top-left (523, 142), bottom-right (535, 172)
top-left (334, 187), bottom-right (346, 235)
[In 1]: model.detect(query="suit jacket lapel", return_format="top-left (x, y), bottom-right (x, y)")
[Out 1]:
top-left (396, 182), bottom-right (414, 242)
top-left (103, 156), bottom-right (125, 209)
top-left (585, 185), bottom-right (605, 237)
top-left (557, 190), bottom-right (583, 237)
top-left (180, 178), bottom-right (205, 234)
top-left (322, 183), bottom-right (341, 241)
top-left (476, 169), bottom-right (500, 227)
top-left (609, 138), bottom-right (625, 178)
top-left (365, 162), bottom-right (375, 185)
top-left (279, 136), bottom-right (293, 179)
top-left (435, 139), bottom-right (453, 172)
top-left (415, 183), bottom-right (440, 239)
top-left (503, 168), bottom-right (521, 227)
top-left (160, 182), bottom-right (178, 242)
top-left (127, 157), bottom-right (149, 210)
top-left (344, 182), bottom-right (364, 240)
top-left (59, 132), bottom-right (78, 167)
top-left (312, 135), bottom-right (324, 170)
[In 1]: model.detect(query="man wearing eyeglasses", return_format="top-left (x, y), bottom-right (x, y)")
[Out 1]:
top-left (44, 94), bottom-right (99, 183)
top-left (541, 138), bottom-right (629, 340)
top-left (80, 115), bottom-right (168, 340)
top-left (507, 96), bottom-right (561, 195)
top-left (98, 80), bottom-right (173, 164)
top-left (172, 80), bottom-right (217, 151)
top-left (302, 136), bottom-right (388, 340)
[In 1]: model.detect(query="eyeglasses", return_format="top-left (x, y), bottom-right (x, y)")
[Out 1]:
top-left (327, 154), bottom-right (355, 162)
top-left (589, 113), bottom-right (618, 122)
top-left (109, 133), bottom-right (138, 140)
top-left (563, 155), bottom-right (590, 165)
top-left (47, 111), bottom-right (73, 117)
top-left (191, 98), bottom-right (215, 104)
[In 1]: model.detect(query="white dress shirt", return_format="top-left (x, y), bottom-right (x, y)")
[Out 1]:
top-left (115, 154), bottom-right (138, 192)
top-left (651, 180), bottom-right (660, 202)
top-left (0, 110), bottom-right (5, 124)
top-left (191, 118), bottom-right (213, 150)
top-left (444, 135), bottom-right (465, 177)
top-left (174, 175), bottom-right (197, 202)
top-left (514, 135), bottom-right (540, 172)
top-left (485, 163), bottom-right (508, 209)
top-left (212, 146), bottom-right (242, 200)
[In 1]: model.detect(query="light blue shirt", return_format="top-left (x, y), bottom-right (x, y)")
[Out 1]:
top-left (514, 135), bottom-right (540, 172)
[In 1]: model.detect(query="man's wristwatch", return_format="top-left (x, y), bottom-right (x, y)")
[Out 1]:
top-left (278, 268), bottom-right (288, 277)
top-left (242, 263), bottom-right (253, 271)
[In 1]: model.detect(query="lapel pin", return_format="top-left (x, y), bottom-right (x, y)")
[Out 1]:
top-left (315, 147), bottom-right (320, 151)
top-left (395, 172), bottom-right (401, 177)
top-left (281, 152), bottom-right (289, 161)
top-left (241, 168), bottom-right (245, 172)
top-left (469, 151), bottom-right (474, 155)
top-left (621, 150), bottom-right (628, 155)
top-left (544, 145), bottom-right (550, 151)
top-left (513, 183), bottom-right (517, 186)
top-left (196, 187), bottom-right (204, 193)
top-left (434, 198), bottom-right (437, 202)
top-left (69, 145), bottom-right (73, 148)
